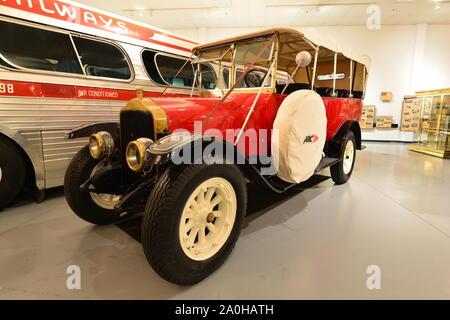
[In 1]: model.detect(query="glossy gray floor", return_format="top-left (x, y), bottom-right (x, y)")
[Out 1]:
top-left (0, 142), bottom-right (449, 299)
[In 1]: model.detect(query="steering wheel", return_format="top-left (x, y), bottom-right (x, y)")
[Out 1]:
top-left (244, 70), bottom-right (266, 88)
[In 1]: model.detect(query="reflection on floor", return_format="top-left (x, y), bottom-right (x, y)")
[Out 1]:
top-left (0, 142), bottom-right (449, 299)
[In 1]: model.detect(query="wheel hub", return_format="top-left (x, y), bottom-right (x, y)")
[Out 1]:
top-left (207, 212), bottom-right (215, 223)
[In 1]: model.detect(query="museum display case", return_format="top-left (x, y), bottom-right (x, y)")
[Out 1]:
top-left (409, 88), bottom-right (450, 158)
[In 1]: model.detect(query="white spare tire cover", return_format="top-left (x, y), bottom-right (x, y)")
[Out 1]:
top-left (271, 90), bottom-right (327, 183)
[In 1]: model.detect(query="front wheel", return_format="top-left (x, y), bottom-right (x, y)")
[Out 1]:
top-left (330, 130), bottom-right (356, 184)
top-left (141, 164), bottom-right (247, 285)
top-left (64, 146), bottom-right (122, 225)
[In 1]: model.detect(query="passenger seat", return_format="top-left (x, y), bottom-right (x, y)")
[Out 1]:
top-left (276, 83), bottom-right (311, 94)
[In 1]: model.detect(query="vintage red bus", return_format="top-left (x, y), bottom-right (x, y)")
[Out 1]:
top-left (64, 27), bottom-right (370, 284)
top-left (0, 0), bottom-right (201, 209)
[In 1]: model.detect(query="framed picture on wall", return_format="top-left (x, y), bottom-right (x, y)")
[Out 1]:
top-left (360, 105), bottom-right (376, 129)
top-left (400, 96), bottom-right (422, 131)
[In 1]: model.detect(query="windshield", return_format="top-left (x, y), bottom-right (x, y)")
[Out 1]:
top-left (194, 36), bottom-right (275, 91)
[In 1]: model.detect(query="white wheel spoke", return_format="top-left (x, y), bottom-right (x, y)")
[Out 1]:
top-left (186, 227), bottom-right (199, 247)
top-left (205, 187), bottom-right (216, 202)
top-left (184, 209), bottom-right (193, 219)
top-left (212, 210), bottom-right (222, 218)
top-left (206, 223), bottom-right (216, 233)
top-left (198, 227), bottom-right (206, 244)
top-left (184, 220), bottom-right (194, 233)
top-left (198, 190), bottom-right (205, 205)
top-left (190, 199), bottom-right (199, 210)
top-left (209, 195), bottom-right (222, 209)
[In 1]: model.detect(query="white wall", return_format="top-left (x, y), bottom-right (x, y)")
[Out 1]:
top-left (168, 24), bottom-right (450, 141)
top-left (421, 25), bottom-right (450, 91)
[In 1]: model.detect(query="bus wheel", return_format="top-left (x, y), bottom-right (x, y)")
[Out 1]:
top-left (64, 146), bottom-right (122, 225)
top-left (330, 130), bottom-right (356, 185)
top-left (141, 164), bottom-right (247, 285)
top-left (0, 137), bottom-right (26, 210)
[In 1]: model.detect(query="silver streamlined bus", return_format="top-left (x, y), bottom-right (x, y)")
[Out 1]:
top-left (0, 0), bottom-right (200, 209)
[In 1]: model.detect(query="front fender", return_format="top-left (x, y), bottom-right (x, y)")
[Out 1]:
top-left (147, 132), bottom-right (248, 166)
top-left (65, 122), bottom-right (119, 140)
top-left (146, 131), bottom-right (288, 193)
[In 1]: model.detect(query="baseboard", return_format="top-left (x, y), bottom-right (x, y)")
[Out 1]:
top-left (362, 140), bottom-right (417, 144)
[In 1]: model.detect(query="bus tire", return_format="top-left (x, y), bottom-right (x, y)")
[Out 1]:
top-left (64, 146), bottom-right (122, 225)
top-left (0, 137), bottom-right (26, 210)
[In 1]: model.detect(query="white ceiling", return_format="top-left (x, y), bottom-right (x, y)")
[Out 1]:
top-left (77, 0), bottom-right (450, 29)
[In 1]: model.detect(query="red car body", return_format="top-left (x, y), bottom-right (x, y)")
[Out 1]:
top-left (152, 93), bottom-right (363, 156)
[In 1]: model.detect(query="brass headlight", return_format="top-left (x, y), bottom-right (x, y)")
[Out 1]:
top-left (126, 138), bottom-right (154, 172)
top-left (89, 131), bottom-right (114, 159)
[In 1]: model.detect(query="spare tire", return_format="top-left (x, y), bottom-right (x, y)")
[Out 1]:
top-left (271, 90), bottom-right (327, 183)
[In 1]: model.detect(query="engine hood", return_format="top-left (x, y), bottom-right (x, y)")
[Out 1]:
top-left (150, 95), bottom-right (242, 133)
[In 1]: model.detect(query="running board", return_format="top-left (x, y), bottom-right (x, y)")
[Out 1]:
top-left (315, 157), bottom-right (340, 173)
top-left (247, 157), bottom-right (339, 194)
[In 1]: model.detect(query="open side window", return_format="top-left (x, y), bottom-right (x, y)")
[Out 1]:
top-left (0, 19), bottom-right (82, 74)
top-left (142, 50), bottom-right (196, 87)
top-left (72, 36), bottom-right (131, 80)
top-left (0, 18), bottom-right (133, 81)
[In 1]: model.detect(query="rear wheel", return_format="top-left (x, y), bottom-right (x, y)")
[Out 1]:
top-left (0, 137), bottom-right (26, 210)
top-left (64, 146), bottom-right (122, 225)
top-left (141, 164), bottom-right (247, 285)
top-left (330, 130), bottom-right (356, 184)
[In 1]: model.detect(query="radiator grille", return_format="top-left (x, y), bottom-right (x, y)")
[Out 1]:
top-left (120, 110), bottom-right (154, 175)
top-left (120, 109), bottom-right (154, 146)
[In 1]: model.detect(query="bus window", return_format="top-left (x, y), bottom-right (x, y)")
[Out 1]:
top-left (0, 20), bottom-right (82, 74)
top-left (0, 56), bottom-right (16, 69)
top-left (142, 50), bottom-right (195, 87)
top-left (72, 36), bottom-right (131, 80)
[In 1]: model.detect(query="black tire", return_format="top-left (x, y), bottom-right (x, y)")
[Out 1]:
top-left (0, 137), bottom-right (26, 210)
top-left (330, 130), bottom-right (356, 185)
top-left (142, 164), bottom-right (247, 285)
top-left (64, 145), bottom-right (121, 225)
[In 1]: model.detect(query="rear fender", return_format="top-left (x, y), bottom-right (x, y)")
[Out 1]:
top-left (326, 120), bottom-right (361, 157)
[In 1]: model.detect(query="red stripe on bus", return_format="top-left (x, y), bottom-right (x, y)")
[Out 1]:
top-left (0, 0), bottom-right (197, 51)
top-left (0, 80), bottom-right (186, 100)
